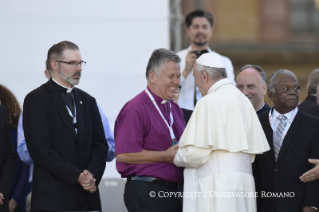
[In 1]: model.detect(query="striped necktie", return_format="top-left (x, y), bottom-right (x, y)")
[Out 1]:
top-left (274, 115), bottom-right (287, 161)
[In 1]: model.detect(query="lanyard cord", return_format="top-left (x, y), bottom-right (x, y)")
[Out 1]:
top-left (145, 89), bottom-right (176, 142)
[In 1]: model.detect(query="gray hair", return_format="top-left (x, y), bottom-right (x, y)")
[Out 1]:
top-left (268, 69), bottom-right (298, 92)
top-left (237, 64), bottom-right (267, 84)
top-left (145, 48), bottom-right (181, 79)
top-left (306, 69), bottom-right (319, 95)
top-left (194, 63), bottom-right (227, 80)
top-left (316, 84), bottom-right (319, 100)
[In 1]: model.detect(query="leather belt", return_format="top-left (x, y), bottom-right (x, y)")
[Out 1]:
top-left (127, 176), bottom-right (183, 190)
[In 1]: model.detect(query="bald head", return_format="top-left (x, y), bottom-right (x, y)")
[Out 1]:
top-left (236, 66), bottom-right (267, 111)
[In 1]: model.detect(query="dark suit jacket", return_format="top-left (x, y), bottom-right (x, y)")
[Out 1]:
top-left (0, 106), bottom-right (17, 212)
top-left (253, 110), bottom-right (319, 212)
top-left (181, 108), bottom-right (193, 125)
top-left (23, 78), bottom-right (108, 211)
top-left (257, 103), bottom-right (271, 115)
top-left (298, 95), bottom-right (319, 117)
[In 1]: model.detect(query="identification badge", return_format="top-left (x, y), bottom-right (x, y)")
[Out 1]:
top-left (172, 138), bottom-right (179, 146)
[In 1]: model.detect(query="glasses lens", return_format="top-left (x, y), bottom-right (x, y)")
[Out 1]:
top-left (295, 86), bottom-right (301, 92)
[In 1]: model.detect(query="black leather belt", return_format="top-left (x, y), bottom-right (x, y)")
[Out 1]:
top-left (127, 176), bottom-right (183, 190)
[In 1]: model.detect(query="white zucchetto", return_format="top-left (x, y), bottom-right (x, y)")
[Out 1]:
top-left (196, 52), bottom-right (226, 68)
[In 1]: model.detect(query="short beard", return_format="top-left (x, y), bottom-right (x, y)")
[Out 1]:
top-left (58, 65), bottom-right (80, 86)
top-left (193, 41), bottom-right (207, 47)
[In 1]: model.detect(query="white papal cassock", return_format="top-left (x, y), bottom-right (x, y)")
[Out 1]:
top-left (174, 78), bottom-right (270, 212)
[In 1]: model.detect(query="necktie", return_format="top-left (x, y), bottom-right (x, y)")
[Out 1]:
top-left (274, 115), bottom-right (287, 161)
top-left (66, 92), bottom-right (75, 117)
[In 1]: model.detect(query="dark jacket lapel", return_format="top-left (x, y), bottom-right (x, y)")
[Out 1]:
top-left (45, 79), bottom-right (77, 140)
top-left (260, 112), bottom-right (276, 166)
top-left (74, 88), bottom-right (84, 146)
top-left (276, 110), bottom-right (302, 163)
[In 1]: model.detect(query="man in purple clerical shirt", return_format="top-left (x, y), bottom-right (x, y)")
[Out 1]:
top-left (115, 48), bottom-right (185, 212)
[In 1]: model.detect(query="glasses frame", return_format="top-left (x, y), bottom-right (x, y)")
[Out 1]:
top-left (276, 85), bottom-right (301, 93)
top-left (56, 60), bottom-right (86, 67)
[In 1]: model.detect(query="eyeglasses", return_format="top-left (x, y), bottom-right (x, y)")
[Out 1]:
top-left (56, 60), bottom-right (86, 67)
top-left (276, 85), bottom-right (301, 93)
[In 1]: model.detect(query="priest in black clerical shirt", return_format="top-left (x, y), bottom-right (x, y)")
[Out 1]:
top-left (236, 64), bottom-right (271, 115)
top-left (23, 41), bottom-right (108, 211)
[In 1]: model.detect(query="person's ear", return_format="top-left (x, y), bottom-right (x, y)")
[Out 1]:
top-left (262, 83), bottom-right (267, 95)
top-left (202, 71), bottom-right (208, 82)
top-left (267, 89), bottom-right (274, 101)
top-left (51, 60), bottom-right (58, 71)
top-left (149, 71), bottom-right (156, 83)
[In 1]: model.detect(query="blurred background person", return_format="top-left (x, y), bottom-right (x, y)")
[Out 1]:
top-left (236, 64), bottom-right (271, 114)
top-left (177, 9), bottom-right (235, 112)
top-left (0, 85), bottom-right (31, 212)
top-left (298, 69), bottom-right (319, 117)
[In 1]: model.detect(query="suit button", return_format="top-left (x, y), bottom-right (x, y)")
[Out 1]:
top-left (274, 168), bottom-right (278, 172)
top-left (80, 149), bottom-right (83, 153)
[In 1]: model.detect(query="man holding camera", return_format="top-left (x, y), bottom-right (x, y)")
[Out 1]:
top-left (177, 10), bottom-right (235, 112)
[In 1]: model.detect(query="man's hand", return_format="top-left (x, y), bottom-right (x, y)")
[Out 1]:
top-left (9, 198), bottom-right (17, 212)
top-left (163, 144), bottom-right (179, 164)
top-left (77, 170), bottom-right (96, 191)
top-left (83, 170), bottom-right (97, 193)
top-left (0, 192), bottom-right (4, 205)
top-left (300, 159), bottom-right (319, 182)
top-left (182, 49), bottom-right (197, 79)
top-left (302, 206), bottom-right (317, 212)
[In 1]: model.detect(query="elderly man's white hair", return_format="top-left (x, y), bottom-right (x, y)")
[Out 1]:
top-left (194, 52), bottom-right (227, 80)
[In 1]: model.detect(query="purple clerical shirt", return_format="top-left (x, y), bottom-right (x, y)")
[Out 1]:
top-left (115, 88), bottom-right (185, 182)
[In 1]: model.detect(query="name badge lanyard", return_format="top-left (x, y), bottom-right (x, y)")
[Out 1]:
top-left (145, 89), bottom-right (177, 145)
top-left (268, 107), bottom-right (298, 141)
top-left (66, 105), bottom-right (77, 134)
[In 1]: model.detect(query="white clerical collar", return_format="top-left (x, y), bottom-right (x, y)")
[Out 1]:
top-left (272, 108), bottom-right (295, 122)
top-left (256, 103), bottom-right (266, 112)
top-left (161, 100), bottom-right (167, 104)
top-left (207, 78), bottom-right (232, 94)
top-left (52, 77), bottom-right (74, 93)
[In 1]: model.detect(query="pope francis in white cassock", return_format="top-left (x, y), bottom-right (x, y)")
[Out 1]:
top-left (174, 52), bottom-right (270, 212)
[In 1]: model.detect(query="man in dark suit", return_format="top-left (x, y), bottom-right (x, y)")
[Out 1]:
top-left (253, 69), bottom-right (319, 212)
top-left (236, 64), bottom-right (271, 114)
top-left (0, 105), bottom-right (17, 212)
top-left (23, 41), bottom-right (108, 211)
top-left (298, 69), bottom-right (319, 117)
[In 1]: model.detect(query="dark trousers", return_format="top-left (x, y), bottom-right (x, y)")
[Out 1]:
top-left (72, 191), bottom-right (91, 211)
top-left (32, 191), bottom-right (91, 212)
top-left (124, 180), bottom-right (183, 212)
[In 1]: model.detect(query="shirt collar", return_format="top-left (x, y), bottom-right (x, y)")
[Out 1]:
top-left (147, 87), bottom-right (168, 104)
top-left (207, 78), bottom-right (232, 94)
top-left (256, 103), bottom-right (266, 113)
top-left (52, 77), bottom-right (74, 93)
top-left (272, 107), bottom-right (296, 122)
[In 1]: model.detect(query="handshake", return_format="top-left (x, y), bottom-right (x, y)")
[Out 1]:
top-left (77, 170), bottom-right (97, 193)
